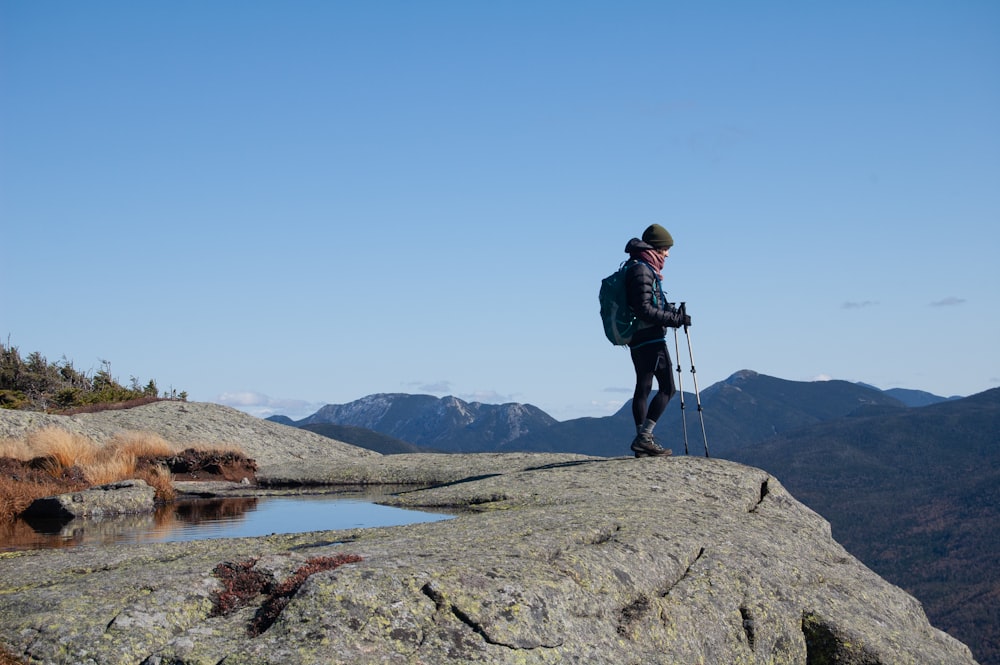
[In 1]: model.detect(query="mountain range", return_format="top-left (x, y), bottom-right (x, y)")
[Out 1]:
top-left (296, 393), bottom-right (556, 452)
top-left (726, 386), bottom-right (999, 665)
top-left (268, 370), bottom-right (996, 664)
top-left (269, 369), bottom-right (958, 458)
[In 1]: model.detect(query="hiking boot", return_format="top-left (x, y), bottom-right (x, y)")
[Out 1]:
top-left (630, 433), bottom-right (672, 458)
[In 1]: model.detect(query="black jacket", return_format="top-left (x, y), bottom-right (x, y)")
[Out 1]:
top-left (624, 240), bottom-right (685, 347)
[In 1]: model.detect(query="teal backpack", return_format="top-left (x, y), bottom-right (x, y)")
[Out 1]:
top-left (599, 259), bottom-right (662, 346)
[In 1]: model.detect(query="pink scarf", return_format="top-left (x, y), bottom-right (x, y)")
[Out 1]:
top-left (629, 248), bottom-right (665, 278)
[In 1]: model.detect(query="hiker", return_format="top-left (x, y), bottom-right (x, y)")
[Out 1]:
top-left (624, 224), bottom-right (691, 458)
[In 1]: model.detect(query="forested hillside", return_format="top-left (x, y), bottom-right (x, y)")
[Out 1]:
top-left (729, 388), bottom-right (1000, 665)
top-left (0, 342), bottom-right (184, 412)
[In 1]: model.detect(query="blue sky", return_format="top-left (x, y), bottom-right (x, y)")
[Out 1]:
top-left (2, 1), bottom-right (998, 421)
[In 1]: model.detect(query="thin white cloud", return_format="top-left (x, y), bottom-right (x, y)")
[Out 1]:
top-left (842, 300), bottom-right (879, 310)
top-left (553, 400), bottom-right (627, 421)
top-left (812, 374), bottom-right (833, 382)
top-left (214, 391), bottom-right (323, 420)
top-left (459, 390), bottom-right (518, 405)
top-left (216, 391), bottom-right (268, 407)
top-left (405, 380), bottom-right (453, 394)
top-left (405, 382), bottom-right (520, 405)
top-left (929, 297), bottom-right (966, 307)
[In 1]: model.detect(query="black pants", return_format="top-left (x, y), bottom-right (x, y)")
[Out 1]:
top-left (630, 341), bottom-right (676, 429)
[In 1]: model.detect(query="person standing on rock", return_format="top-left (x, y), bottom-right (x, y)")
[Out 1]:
top-left (624, 224), bottom-right (691, 458)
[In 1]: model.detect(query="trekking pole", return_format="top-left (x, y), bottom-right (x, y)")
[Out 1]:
top-left (680, 303), bottom-right (710, 458)
top-left (673, 325), bottom-right (690, 455)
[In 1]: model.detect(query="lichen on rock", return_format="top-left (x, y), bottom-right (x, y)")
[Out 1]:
top-left (0, 402), bottom-right (981, 664)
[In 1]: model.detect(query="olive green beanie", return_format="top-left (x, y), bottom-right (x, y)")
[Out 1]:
top-left (642, 224), bottom-right (674, 249)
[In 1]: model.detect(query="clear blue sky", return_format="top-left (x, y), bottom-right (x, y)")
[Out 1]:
top-left (2, 1), bottom-right (998, 421)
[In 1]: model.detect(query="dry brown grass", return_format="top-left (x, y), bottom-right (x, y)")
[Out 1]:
top-left (0, 645), bottom-right (26, 664)
top-left (136, 464), bottom-right (176, 502)
top-left (83, 447), bottom-right (138, 486)
top-left (0, 473), bottom-right (86, 522)
top-left (0, 427), bottom-right (247, 521)
top-left (24, 427), bottom-right (99, 470)
top-left (0, 437), bottom-right (31, 460)
top-left (107, 430), bottom-right (176, 459)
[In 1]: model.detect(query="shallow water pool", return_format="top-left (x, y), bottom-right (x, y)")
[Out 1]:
top-left (2, 494), bottom-right (452, 551)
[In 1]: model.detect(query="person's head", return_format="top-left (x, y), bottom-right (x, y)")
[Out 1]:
top-left (642, 224), bottom-right (673, 256)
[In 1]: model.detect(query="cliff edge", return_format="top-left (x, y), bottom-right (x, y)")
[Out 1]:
top-left (0, 402), bottom-right (978, 664)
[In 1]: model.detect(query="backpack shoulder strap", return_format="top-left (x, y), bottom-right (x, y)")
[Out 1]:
top-left (627, 259), bottom-right (666, 305)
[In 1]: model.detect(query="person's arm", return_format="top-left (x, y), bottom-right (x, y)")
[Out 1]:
top-left (625, 264), bottom-right (688, 328)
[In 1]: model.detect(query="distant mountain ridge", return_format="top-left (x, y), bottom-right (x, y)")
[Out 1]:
top-left (298, 422), bottom-right (426, 455)
top-left (269, 370), bottom-right (961, 457)
top-left (856, 382), bottom-right (962, 407)
top-left (292, 393), bottom-right (557, 453)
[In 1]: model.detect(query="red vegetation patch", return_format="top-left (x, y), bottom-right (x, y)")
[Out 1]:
top-left (0, 646), bottom-right (26, 665)
top-left (52, 396), bottom-right (173, 416)
top-left (211, 554), bottom-right (363, 636)
top-left (211, 559), bottom-right (272, 616)
top-left (0, 457), bottom-right (86, 485)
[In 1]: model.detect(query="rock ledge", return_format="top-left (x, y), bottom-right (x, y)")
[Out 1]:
top-left (0, 402), bottom-right (980, 664)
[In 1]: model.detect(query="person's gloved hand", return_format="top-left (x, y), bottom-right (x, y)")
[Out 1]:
top-left (674, 303), bottom-right (691, 328)
top-left (668, 312), bottom-right (690, 328)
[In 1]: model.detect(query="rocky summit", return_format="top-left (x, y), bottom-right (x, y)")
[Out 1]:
top-left (0, 402), bottom-right (979, 664)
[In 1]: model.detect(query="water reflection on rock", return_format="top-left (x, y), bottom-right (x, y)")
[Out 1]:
top-left (5, 497), bottom-right (259, 551)
top-left (2, 493), bottom-right (450, 551)
top-left (171, 496), bottom-right (259, 526)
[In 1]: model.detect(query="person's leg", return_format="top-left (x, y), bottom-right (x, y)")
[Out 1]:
top-left (629, 344), bottom-right (672, 457)
top-left (646, 347), bottom-right (676, 423)
top-left (630, 346), bottom-right (656, 431)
